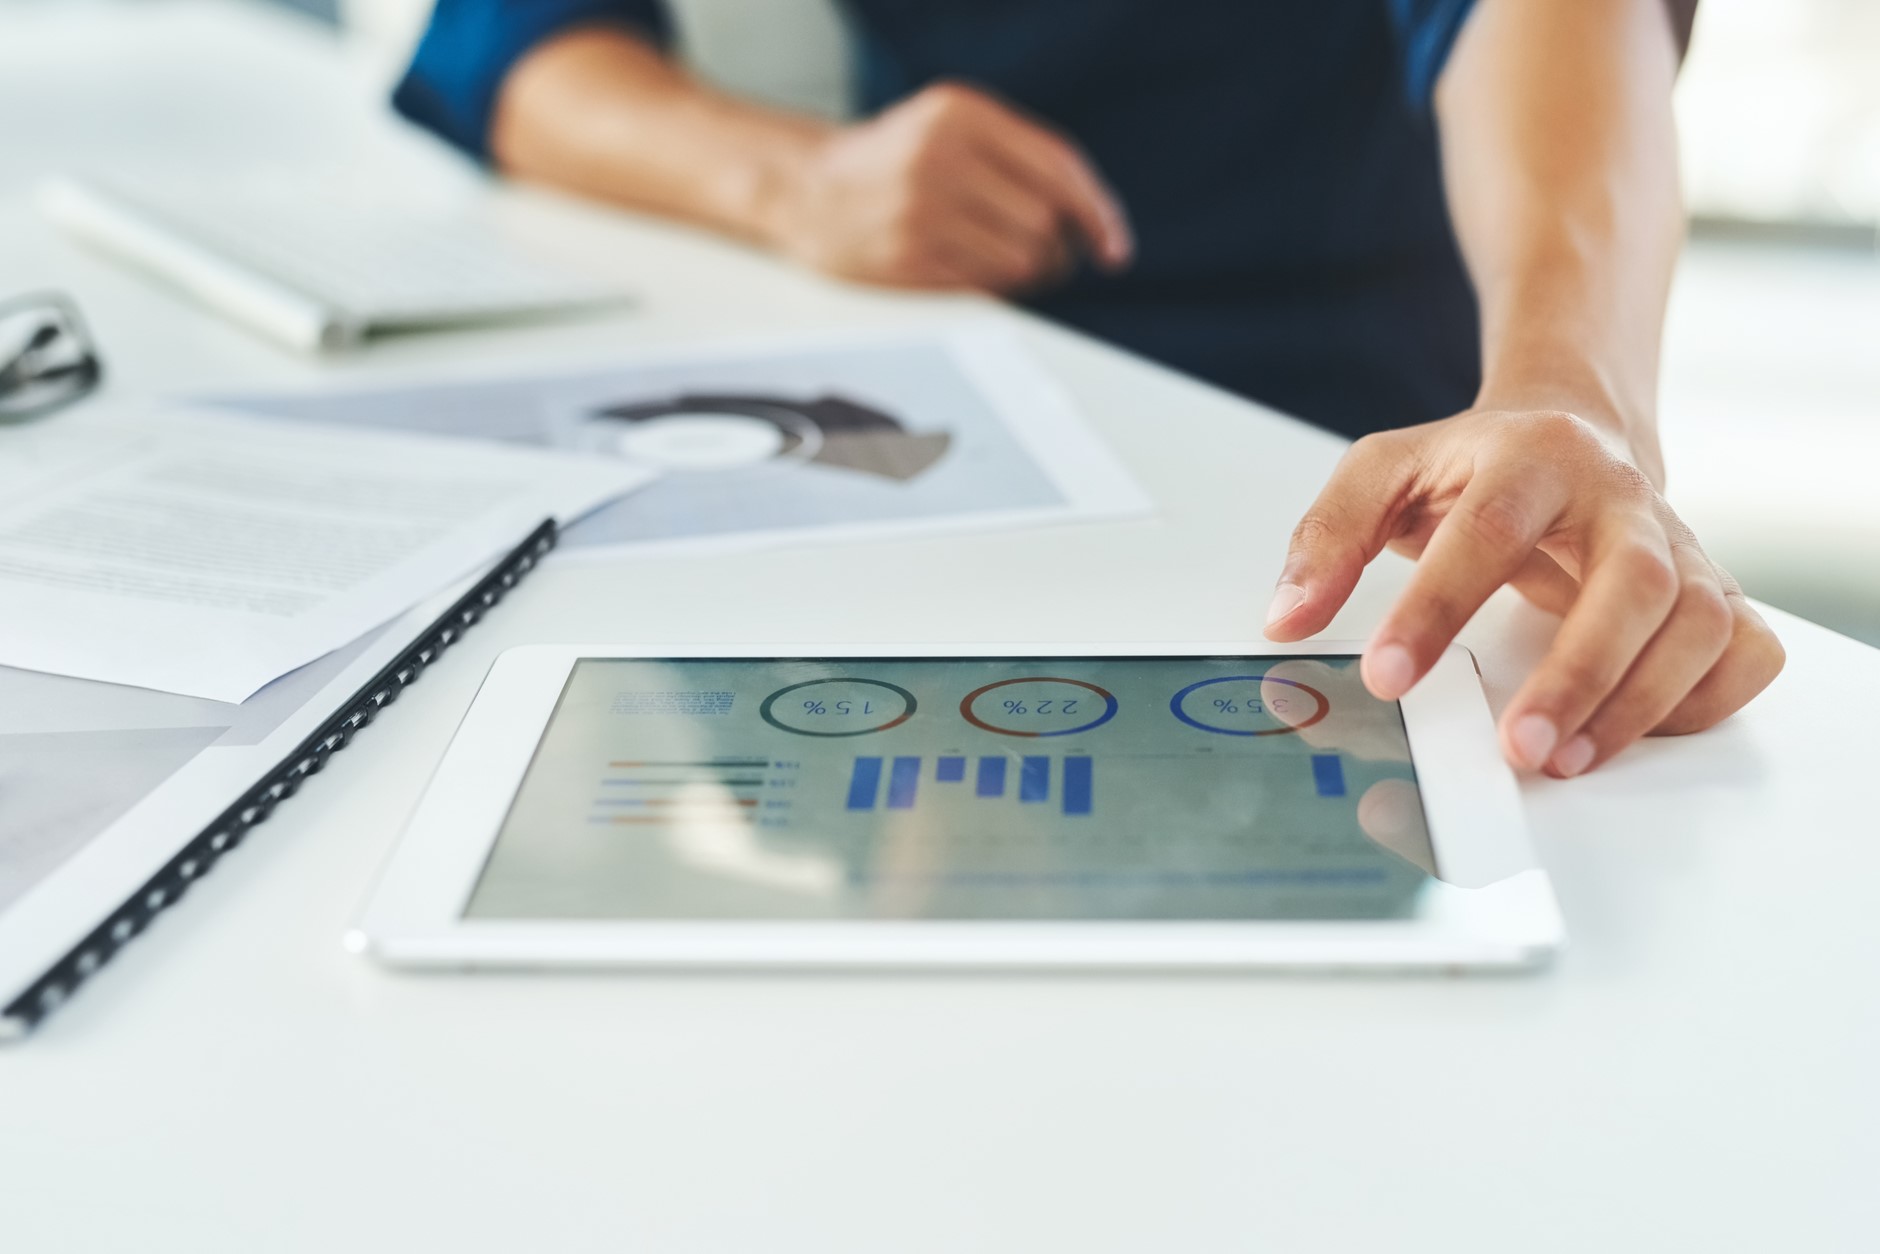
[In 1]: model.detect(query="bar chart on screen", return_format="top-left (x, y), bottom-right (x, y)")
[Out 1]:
top-left (844, 754), bottom-right (1096, 816)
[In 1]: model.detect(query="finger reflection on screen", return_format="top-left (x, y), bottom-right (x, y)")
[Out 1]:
top-left (1260, 660), bottom-right (1411, 763)
top-left (1357, 778), bottom-right (1437, 876)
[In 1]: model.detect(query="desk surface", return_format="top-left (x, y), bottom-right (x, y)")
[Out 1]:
top-left (3, 5), bottom-right (1876, 1252)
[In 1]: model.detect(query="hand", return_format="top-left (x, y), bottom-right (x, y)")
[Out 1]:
top-left (1264, 409), bottom-right (1786, 778)
top-left (763, 82), bottom-right (1132, 293)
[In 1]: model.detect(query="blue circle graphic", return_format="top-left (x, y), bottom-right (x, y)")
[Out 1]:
top-left (1168, 675), bottom-right (1328, 737)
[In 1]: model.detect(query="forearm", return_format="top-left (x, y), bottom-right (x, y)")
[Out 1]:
top-left (489, 26), bottom-right (832, 246)
top-left (1435, 0), bottom-right (1687, 485)
top-left (1279, 0), bottom-right (1782, 767)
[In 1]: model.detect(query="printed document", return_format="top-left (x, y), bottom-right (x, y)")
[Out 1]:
top-left (207, 327), bottom-right (1152, 559)
top-left (0, 579), bottom-right (464, 1014)
top-left (0, 406), bottom-right (653, 702)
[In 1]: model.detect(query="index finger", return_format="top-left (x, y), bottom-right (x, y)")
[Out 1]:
top-left (1362, 466), bottom-right (1569, 701)
top-left (1264, 431), bottom-right (1413, 642)
top-left (971, 117), bottom-right (1132, 268)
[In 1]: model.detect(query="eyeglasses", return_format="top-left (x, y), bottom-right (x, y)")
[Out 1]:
top-left (0, 292), bottom-right (103, 424)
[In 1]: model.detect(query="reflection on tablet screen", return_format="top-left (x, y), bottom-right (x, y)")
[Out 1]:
top-left (465, 657), bottom-right (1436, 922)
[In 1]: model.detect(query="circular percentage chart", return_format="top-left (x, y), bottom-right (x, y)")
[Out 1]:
top-left (1169, 675), bottom-right (1329, 736)
top-left (760, 678), bottom-right (917, 737)
top-left (959, 677), bottom-right (1118, 737)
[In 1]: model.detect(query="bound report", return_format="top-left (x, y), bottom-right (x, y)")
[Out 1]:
top-left (0, 523), bottom-right (557, 1038)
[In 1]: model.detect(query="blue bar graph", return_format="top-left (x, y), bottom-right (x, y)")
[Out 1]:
top-left (1062, 757), bottom-right (1093, 816)
top-left (853, 754), bottom-right (1096, 814)
top-left (1311, 754), bottom-right (1346, 798)
top-left (1019, 756), bottom-right (1050, 803)
top-left (846, 757), bottom-right (883, 810)
top-left (976, 756), bottom-right (1007, 797)
top-left (887, 756), bottom-right (921, 809)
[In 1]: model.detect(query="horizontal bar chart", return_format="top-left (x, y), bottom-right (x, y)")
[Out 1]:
top-left (588, 814), bottom-right (758, 826)
top-left (592, 758), bottom-right (780, 830)
top-left (594, 797), bottom-right (759, 808)
top-left (608, 759), bottom-right (768, 769)
top-left (601, 777), bottom-right (764, 787)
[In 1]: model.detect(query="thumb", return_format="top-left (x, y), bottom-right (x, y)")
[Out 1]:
top-left (975, 110), bottom-right (1133, 269)
top-left (1264, 433), bottom-right (1410, 641)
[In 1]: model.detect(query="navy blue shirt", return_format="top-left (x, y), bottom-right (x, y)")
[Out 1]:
top-left (396, 1), bottom-right (1483, 438)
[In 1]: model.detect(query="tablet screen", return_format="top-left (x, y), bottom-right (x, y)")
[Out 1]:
top-left (464, 657), bottom-right (1435, 922)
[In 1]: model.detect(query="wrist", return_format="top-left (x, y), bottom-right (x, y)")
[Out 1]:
top-left (735, 122), bottom-right (835, 254)
top-left (1475, 354), bottom-right (1664, 488)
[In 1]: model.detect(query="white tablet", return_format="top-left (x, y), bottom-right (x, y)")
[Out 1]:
top-left (350, 643), bottom-right (1562, 971)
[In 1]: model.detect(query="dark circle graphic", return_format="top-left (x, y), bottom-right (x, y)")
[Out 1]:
top-left (1169, 675), bottom-right (1329, 736)
top-left (959, 677), bottom-right (1119, 738)
top-left (760, 678), bottom-right (917, 737)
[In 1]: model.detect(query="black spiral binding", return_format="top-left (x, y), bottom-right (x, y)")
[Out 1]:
top-left (2, 519), bottom-right (559, 1037)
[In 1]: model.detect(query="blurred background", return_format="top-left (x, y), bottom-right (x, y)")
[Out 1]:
top-left (337, 0), bottom-right (1880, 647)
top-left (21, 0), bottom-right (1880, 645)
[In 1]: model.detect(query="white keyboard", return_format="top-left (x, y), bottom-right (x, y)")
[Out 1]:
top-left (38, 174), bottom-right (627, 352)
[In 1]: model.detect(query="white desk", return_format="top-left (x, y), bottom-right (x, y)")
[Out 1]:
top-left (3, 5), bottom-right (1876, 1251)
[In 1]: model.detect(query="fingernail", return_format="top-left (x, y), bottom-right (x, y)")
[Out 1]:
top-left (1265, 582), bottom-right (1307, 627)
top-left (1108, 214), bottom-right (1134, 264)
top-left (1366, 643), bottom-right (1416, 700)
top-left (1510, 714), bottom-right (1558, 770)
top-left (1550, 735), bottom-right (1597, 778)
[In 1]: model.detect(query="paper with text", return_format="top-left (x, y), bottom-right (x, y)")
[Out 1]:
top-left (0, 407), bottom-right (653, 701)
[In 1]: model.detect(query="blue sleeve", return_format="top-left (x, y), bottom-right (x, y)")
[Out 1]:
top-left (1387, 0), bottom-right (1479, 113)
top-left (392, 0), bottom-right (675, 160)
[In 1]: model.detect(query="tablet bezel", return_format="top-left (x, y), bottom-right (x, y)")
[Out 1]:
top-left (349, 642), bottom-right (1562, 971)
